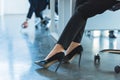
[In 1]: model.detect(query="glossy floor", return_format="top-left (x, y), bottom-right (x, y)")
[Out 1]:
top-left (0, 15), bottom-right (120, 80)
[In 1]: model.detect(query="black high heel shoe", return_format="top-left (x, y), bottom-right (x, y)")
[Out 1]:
top-left (34, 52), bottom-right (64, 72)
top-left (64, 45), bottom-right (83, 67)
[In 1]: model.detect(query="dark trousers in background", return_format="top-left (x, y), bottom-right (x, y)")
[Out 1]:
top-left (27, 0), bottom-right (48, 20)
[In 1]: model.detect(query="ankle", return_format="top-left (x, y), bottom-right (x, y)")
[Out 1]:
top-left (53, 44), bottom-right (65, 52)
top-left (45, 44), bottom-right (65, 60)
top-left (45, 50), bottom-right (64, 60)
top-left (71, 42), bottom-right (81, 47)
top-left (66, 44), bottom-right (81, 55)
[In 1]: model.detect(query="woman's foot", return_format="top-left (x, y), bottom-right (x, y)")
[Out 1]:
top-left (65, 42), bottom-right (82, 56)
top-left (45, 44), bottom-right (65, 60)
top-left (64, 45), bottom-right (83, 63)
top-left (35, 52), bottom-right (65, 72)
top-left (64, 42), bottom-right (83, 67)
top-left (35, 44), bottom-right (65, 72)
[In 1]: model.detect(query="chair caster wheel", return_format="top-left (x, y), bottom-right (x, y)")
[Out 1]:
top-left (114, 65), bottom-right (120, 73)
top-left (45, 27), bottom-right (48, 30)
top-left (35, 25), bottom-right (38, 29)
top-left (94, 54), bottom-right (100, 64)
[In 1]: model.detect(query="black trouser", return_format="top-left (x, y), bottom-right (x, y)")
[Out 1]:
top-left (57, 0), bottom-right (117, 50)
top-left (35, 10), bottom-right (44, 20)
top-left (27, 0), bottom-right (47, 20)
top-left (55, 0), bottom-right (58, 15)
top-left (47, 0), bottom-right (58, 15)
top-left (27, 5), bottom-right (44, 20)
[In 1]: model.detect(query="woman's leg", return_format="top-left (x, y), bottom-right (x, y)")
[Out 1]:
top-left (65, 19), bottom-right (87, 55)
top-left (44, 0), bottom-right (116, 60)
top-left (35, 0), bottom-right (118, 70)
top-left (65, 0), bottom-right (117, 55)
top-left (44, 1), bottom-right (92, 60)
top-left (44, 9), bottom-right (87, 60)
top-left (64, 0), bottom-right (87, 54)
top-left (57, 0), bottom-right (116, 50)
top-left (57, 10), bottom-right (86, 50)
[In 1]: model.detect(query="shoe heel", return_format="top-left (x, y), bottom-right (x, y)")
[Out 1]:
top-left (55, 53), bottom-right (64, 72)
top-left (55, 59), bottom-right (63, 72)
top-left (78, 52), bottom-right (82, 67)
top-left (64, 45), bottom-right (83, 67)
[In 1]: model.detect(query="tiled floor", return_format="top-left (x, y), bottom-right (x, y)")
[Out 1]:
top-left (0, 15), bottom-right (120, 80)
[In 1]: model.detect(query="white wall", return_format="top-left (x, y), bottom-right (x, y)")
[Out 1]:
top-left (4, 0), bottom-right (29, 14)
top-left (86, 10), bottom-right (120, 30)
top-left (0, 0), bottom-right (4, 15)
top-left (57, 0), bottom-right (71, 35)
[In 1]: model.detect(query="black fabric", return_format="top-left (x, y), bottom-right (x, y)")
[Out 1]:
top-left (47, 0), bottom-right (58, 14)
top-left (27, 0), bottom-right (48, 19)
top-left (75, 0), bottom-right (117, 18)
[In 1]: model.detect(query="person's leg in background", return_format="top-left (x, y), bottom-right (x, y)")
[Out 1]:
top-left (34, 0), bottom-right (49, 29)
top-left (55, 0), bottom-right (58, 15)
top-left (54, 0), bottom-right (59, 21)
top-left (39, 11), bottom-right (49, 26)
top-left (34, 10), bottom-right (44, 29)
top-left (38, 0), bottom-right (49, 26)
top-left (34, 10), bottom-right (44, 22)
